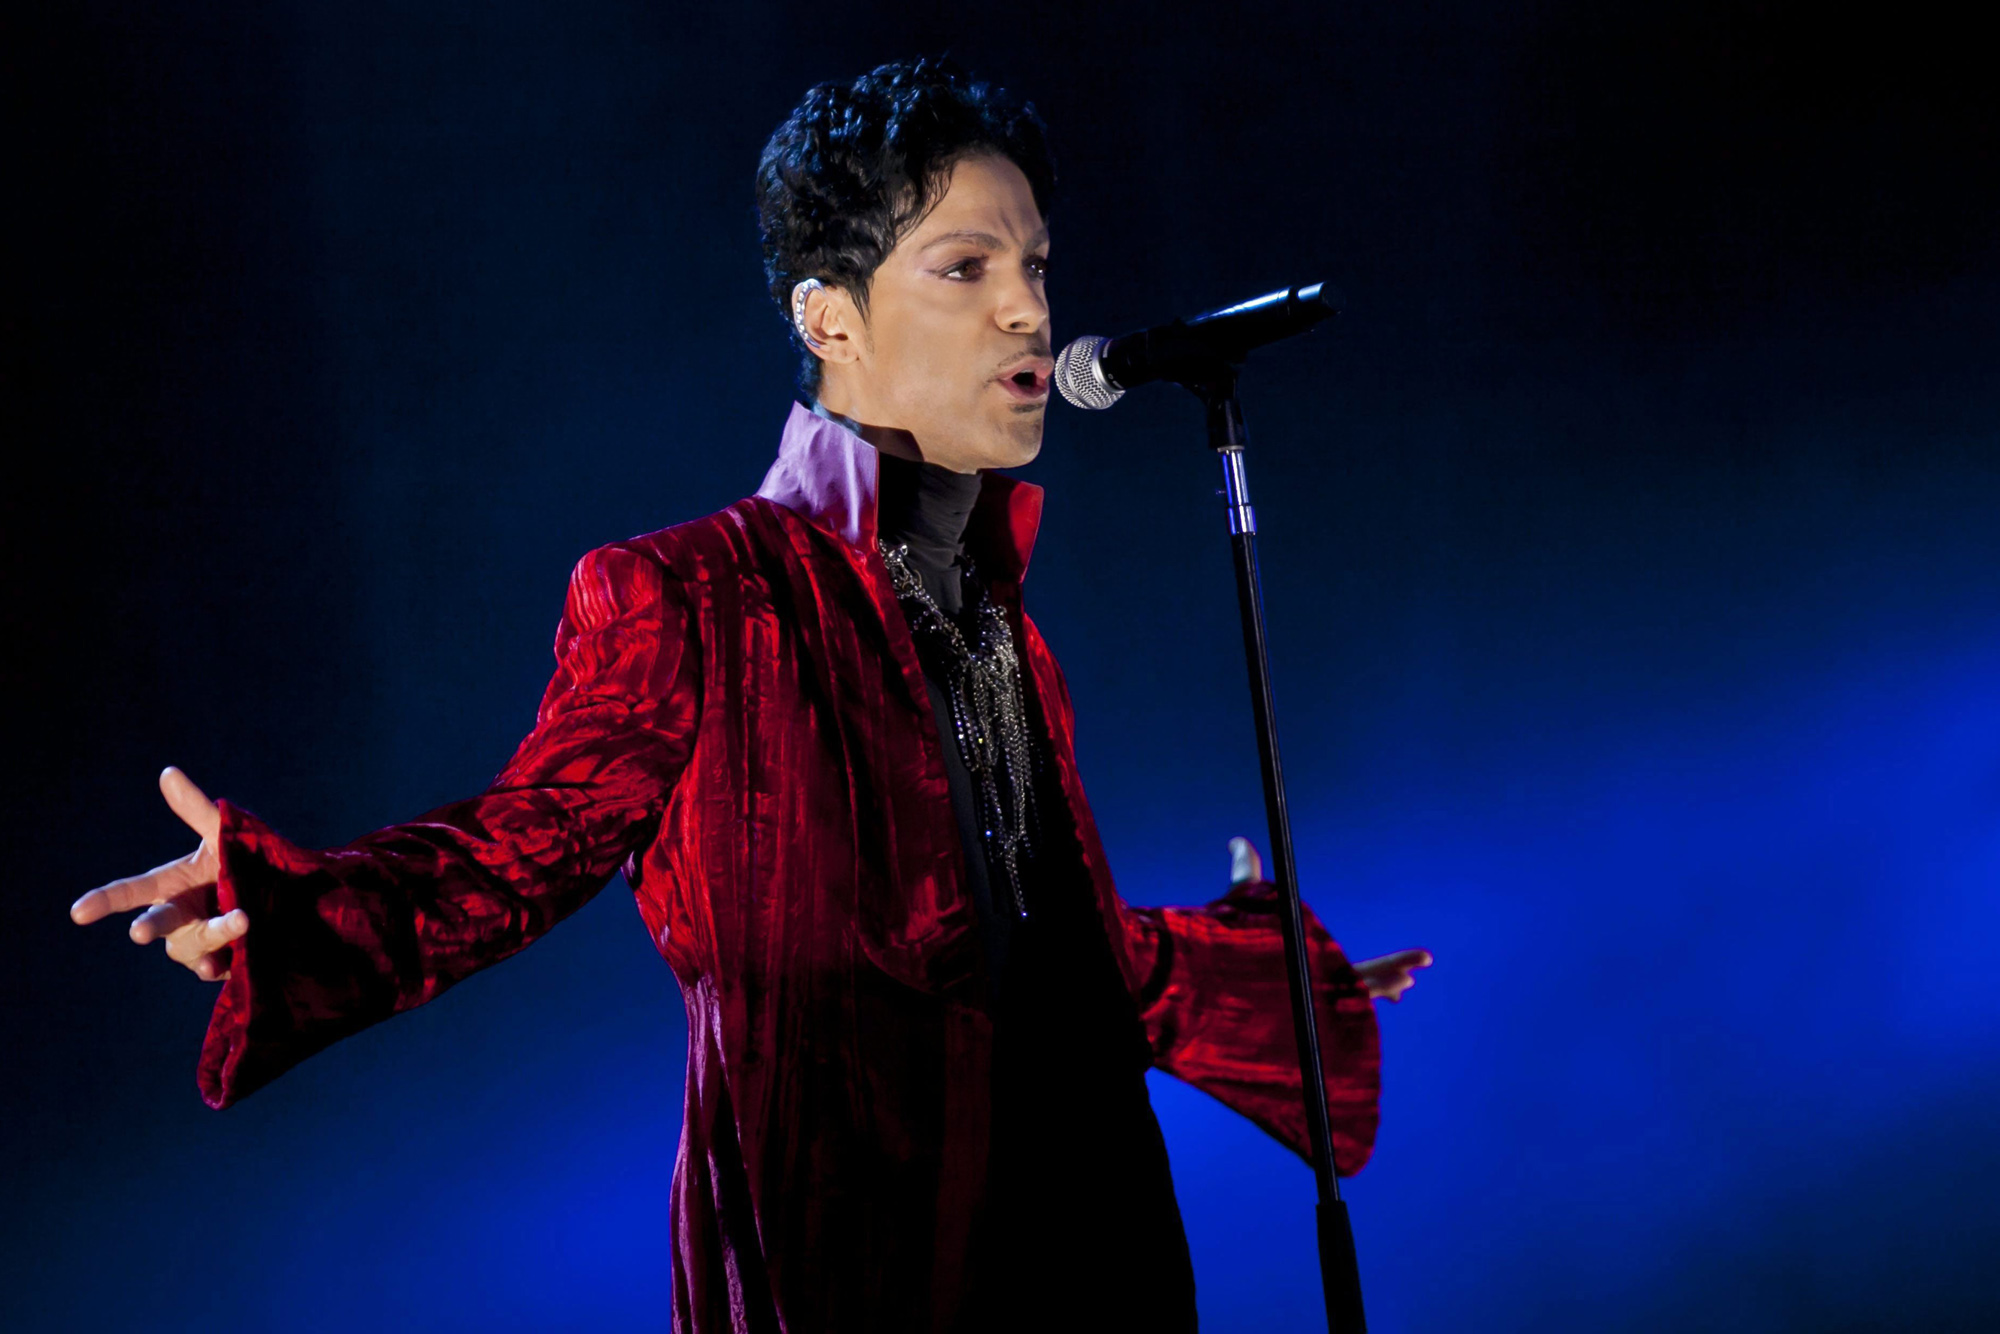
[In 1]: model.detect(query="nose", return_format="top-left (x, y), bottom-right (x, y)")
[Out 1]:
top-left (994, 261), bottom-right (1048, 337)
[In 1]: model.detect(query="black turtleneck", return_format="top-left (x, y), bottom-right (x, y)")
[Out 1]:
top-left (875, 449), bottom-right (982, 617)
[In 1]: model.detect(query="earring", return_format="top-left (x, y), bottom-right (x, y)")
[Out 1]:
top-left (791, 278), bottom-right (826, 350)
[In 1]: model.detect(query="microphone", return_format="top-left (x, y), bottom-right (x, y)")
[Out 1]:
top-left (1054, 281), bottom-right (1342, 410)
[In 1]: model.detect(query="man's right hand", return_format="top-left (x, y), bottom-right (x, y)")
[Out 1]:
top-left (71, 767), bottom-right (248, 982)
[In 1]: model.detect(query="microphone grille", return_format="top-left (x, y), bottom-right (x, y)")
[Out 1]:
top-left (1053, 336), bottom-right (1124, 411)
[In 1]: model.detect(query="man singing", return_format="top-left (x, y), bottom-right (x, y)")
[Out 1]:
top-left (72, 57), bottom-right (1431, 1332)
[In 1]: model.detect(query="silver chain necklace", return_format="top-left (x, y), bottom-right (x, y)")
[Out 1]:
top-left (877, 538), bottom-right (1036, 919)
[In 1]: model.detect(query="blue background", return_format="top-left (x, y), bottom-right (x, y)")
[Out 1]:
top-left (9, 2), bottom-right (1998, 1330)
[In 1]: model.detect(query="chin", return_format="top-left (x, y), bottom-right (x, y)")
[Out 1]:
top-left (988, 415), bottom-right (1044, 470)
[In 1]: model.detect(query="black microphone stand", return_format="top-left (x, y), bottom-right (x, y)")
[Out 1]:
top-left (1177, 360), bottom-right (1368, 1334)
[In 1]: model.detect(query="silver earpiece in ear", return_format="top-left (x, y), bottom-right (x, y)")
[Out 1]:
top-left (791, 278), bottom-right (826, 350)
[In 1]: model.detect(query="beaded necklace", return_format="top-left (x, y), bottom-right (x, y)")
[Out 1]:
top-left (877, 537), bottom-right (1037, 919)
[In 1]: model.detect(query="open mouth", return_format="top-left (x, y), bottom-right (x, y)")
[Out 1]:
top-left (996, 365), bottom-right (1051, 402)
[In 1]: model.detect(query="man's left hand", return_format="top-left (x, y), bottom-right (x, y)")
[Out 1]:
top-left (1349, 948), bottom-right (1433, 1002)
top-left (1227, 836), bottom-right (1434, 1003)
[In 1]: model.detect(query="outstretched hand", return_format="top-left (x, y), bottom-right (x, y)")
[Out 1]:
top-left (70, 767), bottom-right (247, 982)
top-left (1227, 835), bottom-right (1433, 1003)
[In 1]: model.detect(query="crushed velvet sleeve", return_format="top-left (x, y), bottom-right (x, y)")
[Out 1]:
top-left (197, 544), bottom-right (701, 1109)
top-left (1118, 883), bottom-right (1382, 1175)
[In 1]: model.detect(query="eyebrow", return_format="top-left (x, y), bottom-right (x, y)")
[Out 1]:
top-left (917, 227), bottom-right (1051, 253)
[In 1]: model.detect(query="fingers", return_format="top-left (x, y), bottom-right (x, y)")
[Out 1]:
top-left (1359, 965), bottom-right (1415, 1002)
top-left (1375, 948), bottom-right (1435, 972)
top-left (163, 908), bottom-right (249, 973)
top-left (1228, 836), bottom-right (1265, 886)
top-left (71, 849), bottom-right (213, 924)
top-left (1352, 947), bottom-right (1435, 1002)
top-left (1352, 950), bottom-right (1433, 974)
top-left (124, 901), bottom-right (246, 982)
top-left (160, 766), bottom-right (221, 844)
top-left (69, 768), bottom-right (222, 926)
top-left (129, 898), bottom-right (198, 944)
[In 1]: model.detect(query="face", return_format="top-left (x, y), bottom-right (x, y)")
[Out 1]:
top-left (803, 154), bottom-right (1053, 473)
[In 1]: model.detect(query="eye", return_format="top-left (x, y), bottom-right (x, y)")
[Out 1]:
top-left (943, 257), bottom-right (984, 280)
top-left (1026, 254), bottom-right (1050, 280)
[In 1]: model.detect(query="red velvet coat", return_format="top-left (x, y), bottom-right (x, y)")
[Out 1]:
top-left (197, 401), bottom-right (1381, 1333)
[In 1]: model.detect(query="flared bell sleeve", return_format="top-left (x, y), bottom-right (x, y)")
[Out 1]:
top-left (1117, 882), bottom-right (1382, 1175)
top-left (1016, 611), bottom-right (1382, 1177)
top-left (196, 544), bottom-right (702, 1109)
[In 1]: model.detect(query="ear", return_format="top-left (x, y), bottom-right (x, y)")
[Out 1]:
top-left (800, 283), bottom-right (865, 365)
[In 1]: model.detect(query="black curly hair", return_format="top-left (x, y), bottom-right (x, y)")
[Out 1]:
top-left (755, 56), bottom-right (1057, 397)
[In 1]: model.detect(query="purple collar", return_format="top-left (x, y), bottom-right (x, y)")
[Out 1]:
top-left (754, 400), bottom-right (1044, 586)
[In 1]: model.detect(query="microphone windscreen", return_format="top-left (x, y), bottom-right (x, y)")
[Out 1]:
top-left (1053, 335), bottom-right (1124, 410)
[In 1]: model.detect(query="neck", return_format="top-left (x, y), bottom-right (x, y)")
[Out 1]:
top-left (810, 397), bottom-right (983, 580)
top-left (813, 380), bottom-right (980, 474)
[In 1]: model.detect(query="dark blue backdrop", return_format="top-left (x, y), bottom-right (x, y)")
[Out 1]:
top-left (10, 3), bottom-right (1998, 1330)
